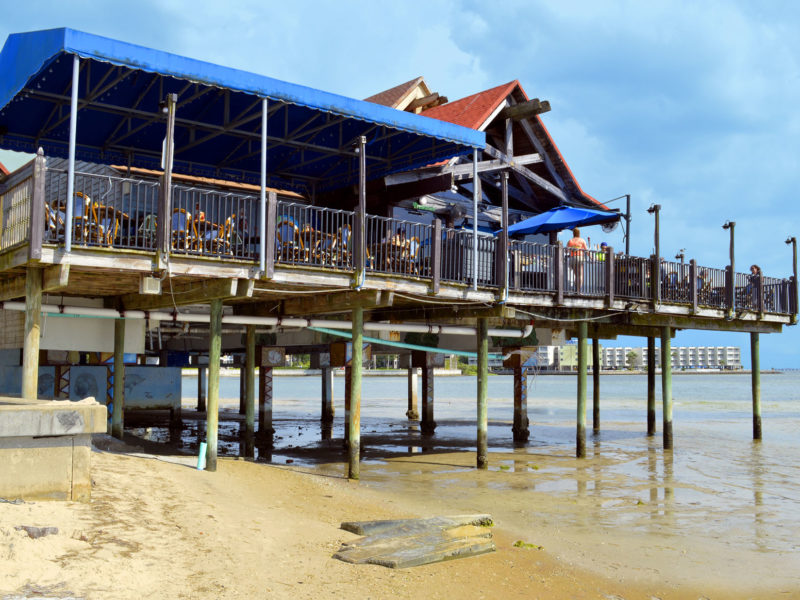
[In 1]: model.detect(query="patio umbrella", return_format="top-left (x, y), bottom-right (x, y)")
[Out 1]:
top-left (505, 205), bottom-right (620, 236)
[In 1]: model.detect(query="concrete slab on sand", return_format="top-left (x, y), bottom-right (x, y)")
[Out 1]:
top-left (0, 396), bottom-right (107, 502)
top-left (335, 514), bottom-right (496, 568)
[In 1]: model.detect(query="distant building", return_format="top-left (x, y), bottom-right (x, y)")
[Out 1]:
top-left (599, 346), bottom-right (742, 370)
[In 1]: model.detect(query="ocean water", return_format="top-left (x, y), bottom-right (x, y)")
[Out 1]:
top-left (127, 371), bottom-right (800, 590)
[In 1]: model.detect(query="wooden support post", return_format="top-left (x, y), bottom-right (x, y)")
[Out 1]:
top-left (647, 336), bottom-right (656, 436)
top-left (751, 332), bottom-right (762, 440)
top-left (661, 326), bottom-right (673, 450)
top-left (344, 366), bottom-right (352, 444)
top-left (245, 326), bottom-right (255, 438)
top-left (577, 321), bottom-right (588, 458)
top-left (605, 247), bottom-right (615, 307)
top-left (512, 366), bottom-right (530, 441)
top-left (555, 242), bottom-right (564, 305)
top-left (348, 305), bottom-right (363, 480)
top-left (22, 268), bottom-right (42, 400)
top-left (431, 218), bottom-right (441, 294)
top-left (420, 367), bottom-right (436, 434)
top-left (29, 149), bottom-right (46, 262)
top-left (111, 318), bottom-right (125, 439)
top-left (497, 171), bottom-right (509, 295)
top-left (477, 317), bottom-right (489, 469)
top-left (206, 298), bottom-right (222, 471)
top-left (406, 368), bottom-right (419, 420)
top-left (197, 365), bottom-right (206, 412)
top-left (265, 191), bottom-right (277, 279)
top-left (592, 337), bottom-right (600, 433)
top-left (690, 259), bottom-right (698, 312)
top-left (321, 367), bottom-right (334, 423)
top-left (239, 366), bottom-right (246, 415)
top-left (258, 365), bottom-right (274, 444)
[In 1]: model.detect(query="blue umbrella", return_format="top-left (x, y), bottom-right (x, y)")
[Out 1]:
top-left (505, 206), bottom-right (620, 236)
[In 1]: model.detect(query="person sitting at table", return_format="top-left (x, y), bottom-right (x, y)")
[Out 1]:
top-left (194, 203), bottom-right (206, 224)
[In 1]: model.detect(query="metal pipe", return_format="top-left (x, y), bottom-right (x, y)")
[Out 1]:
top-left (0, 302), bottom-right (533, 338)
top-left (259, 98), bottom-right (268, 274)
top-left (64, 55), bottom-right (80, 253)
top-left (472, 150), bottom-right (480, 291)
top-left (625, 194), bottom-right (631, 256)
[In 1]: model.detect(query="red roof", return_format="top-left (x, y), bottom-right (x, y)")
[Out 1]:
top-left (0, 161), bottom-right (8, 177)
top-left (363, 76), bottom-right (424, 108)
top-left (420, 81), bottom-right (521, 129)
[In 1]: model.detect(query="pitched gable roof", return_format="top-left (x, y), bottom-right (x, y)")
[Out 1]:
top-left (363, 76), bottom-right (424, 109)
top-left (420, 81), bottom-right (520, 130)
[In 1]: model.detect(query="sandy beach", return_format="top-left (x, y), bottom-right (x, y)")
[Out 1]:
top-left (1, 434), bottom-right (796, 599)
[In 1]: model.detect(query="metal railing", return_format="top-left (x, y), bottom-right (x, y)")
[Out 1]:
top-left (275, 201), bottom-right (354, 270)
top-left (10, 164), bottom-right (795, 319)
top-left (365, 215), bottom-right (432, 277)
top-left (510, 240), bottom-right (555, 292)
top-left (0, 174), bottom-right (33, 252)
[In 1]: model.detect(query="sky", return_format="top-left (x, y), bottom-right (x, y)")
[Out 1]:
top-left (0, 0), bottom-right (798, 367)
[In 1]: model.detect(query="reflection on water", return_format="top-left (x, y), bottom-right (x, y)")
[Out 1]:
top-left (124, 373), bottom-right (800, 585)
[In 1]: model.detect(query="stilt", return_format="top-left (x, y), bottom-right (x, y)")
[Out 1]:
top-left (420, 367), bottom-right (436, 434)
top-left (512, 365), bottom-right (530, 441)
top-left (592, 337), bottom-right (600, 433)
top-left (197, 365), bottom-right (207, 412)
top-left (245, 326), bottom-right (255, 439)
top-left (258, 365), bottom-right (274, 445)
top-left (477, 317), bottom-right (489, 469)
top-left (239, 366), bottom-right (246, 415)
top-left (661, 326), bottom-right (673, 450)
top-left (321, 367), bottom-right (334, 423)
top-left (344, 366), bottom-right (351, 444)
top-left (206, 298), bottom-right (222, 471)
top-left (751, 332), bottom-right (762, 440)
top-left (22, 268), bottom-right (42, 400)
top-left (577, 321), bottom-right (588, 458)
top-left (647, 336), bottom-right (656, 436)
top-left (111, 318), bottom-right (125, 439)
top-left (348, 305), bottom-right (363, 480)
top-left (406, 367), bottom-right (419, 420)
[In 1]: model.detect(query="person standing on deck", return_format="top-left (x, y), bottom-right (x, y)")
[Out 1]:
top-left (567, 227), bottom-right (588, 292)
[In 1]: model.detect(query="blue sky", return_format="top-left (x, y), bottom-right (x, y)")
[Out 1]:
top-left (1, 1), bottom-right (798, 367)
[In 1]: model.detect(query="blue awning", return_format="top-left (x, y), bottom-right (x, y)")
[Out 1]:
top-left (505, 205), bottom-right (620, 236)
top-left (0, 28), bottom-right (484, 193)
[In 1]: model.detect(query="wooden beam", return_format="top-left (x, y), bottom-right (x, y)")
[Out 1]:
top-left (281, 290), bottom-right (394, 316)
top-left (121, 278), bottom-right (252, 310)
top-left (370, 304), bottom-right (517, 323)
top-left (407, 93), bottom-right (441, 111)
top-left (497, 99), bottom-right (551, 121)
top-left (42, 264), bottom-right (70, 292)
top-left (0, 276), bottom-right (25, 301)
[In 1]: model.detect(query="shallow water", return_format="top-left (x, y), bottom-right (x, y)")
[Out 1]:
top-left (128, 371), bottom-right (800, 591)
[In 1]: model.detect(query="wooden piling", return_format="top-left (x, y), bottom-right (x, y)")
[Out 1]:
top-left (206, 298), bottom-right (222, 471)
top-left (577, 321), bottom-right (587, 458)
top-left (406, 368), bottom-right (420, 420)
top-left (344, 366), bottom-right (351, 444)
top-left (197, 365), bottom-right (207, 412)
top-left (477, 317), bottom-right (489, 469)
top-left (321, 367), bottom-right (334, 423)
top-left (592, 337), bottom-right (600, 433)
top-left (751, 332), bottom-right (762, 440)
top-left (348, 305), bottom-right (363, 480)
top-left (22, 268), bottom-right (42, 401)
top-left (111, 318), bottom-right (125, 439)
top-left (647, 336), bottom-right (656, 436)
top-left (661, 326), bottom-right (673, 450)
top-left (512, 365), bottom-right (530, 441)
top-left (245, 325), bottom-right (255, 438)
top-left (421, 367), bottom-right (435, 434)
top-left (258, 364), bottom-right (274, 445)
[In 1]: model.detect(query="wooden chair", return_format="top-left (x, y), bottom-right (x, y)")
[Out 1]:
top-left (91, 203), bottom-right (120, 246)
top-left (171, 208), bottom-right (197, 251)
top-left (276, 217), bottom-right (304, 262)
top-left (211, 214), bottom-right (237, 255)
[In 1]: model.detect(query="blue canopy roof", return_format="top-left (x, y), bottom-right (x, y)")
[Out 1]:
top-left (0, 28), bottom-right (484, 193)
top-left (506, 205), bottom-right (620, 236)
